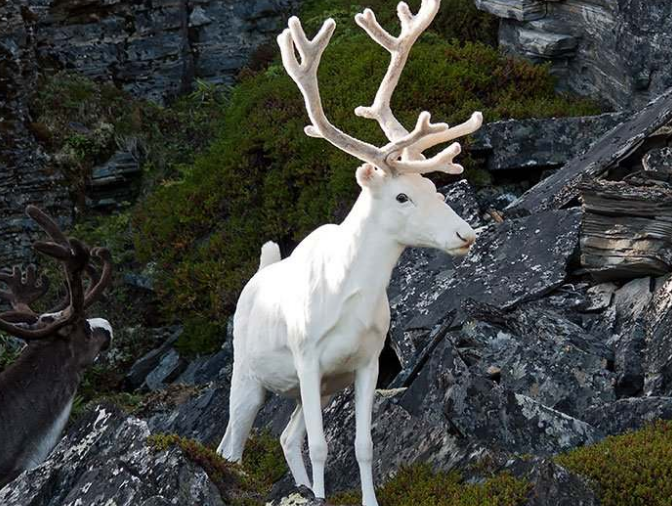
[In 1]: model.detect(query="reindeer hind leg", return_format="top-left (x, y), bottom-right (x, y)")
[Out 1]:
top-left (217, 371), bottom-right (266, 462)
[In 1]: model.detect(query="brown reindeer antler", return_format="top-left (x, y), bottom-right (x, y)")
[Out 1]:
top-left (0, 265), bottom-right (50, 316)
top-left (0, 206), bottom-right (113, 341)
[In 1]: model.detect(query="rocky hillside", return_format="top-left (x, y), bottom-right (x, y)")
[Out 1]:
top-left (2, 0), bottom-right (672, 505)
top-left (475, 0), bottom-right (672, 109)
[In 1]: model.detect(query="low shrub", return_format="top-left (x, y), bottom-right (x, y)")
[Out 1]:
top-left (331, 463), bottom-right (530, 506)
top-left (556, 420), bottom-right (672, 506)
top-left (148, 430), bottom-right (287, 506)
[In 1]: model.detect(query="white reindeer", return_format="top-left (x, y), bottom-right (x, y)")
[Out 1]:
top-left (217, 1), bottom-right (482, 504)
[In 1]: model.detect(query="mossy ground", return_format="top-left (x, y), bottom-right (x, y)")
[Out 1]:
top-left (332, 464), bottom-right (530, 506)
top-left (148, 430), bottom-right (287, 506)
top-left (556, 420), bottom-right (672, 506)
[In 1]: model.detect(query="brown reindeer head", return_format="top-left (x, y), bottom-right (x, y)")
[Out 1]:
top-left (0, 206), bottom-right (114, 367)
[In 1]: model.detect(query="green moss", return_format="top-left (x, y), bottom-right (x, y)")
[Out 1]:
top-left (31, 72), bottom-right (229, 208)
top-left (148, 431), bottom-right (287, 505)
top-left (240, 430), bottom-right (288, 491)
top-left (300, 0), bottom-right (500, 46)
top-left (556, 421), bottom-right (672, 506)
top-left (331, 464), bottom-right (530, 506)
top-left (174, 317), bottom-right (226, 358)
top-left (135, 29), bottom-right (602, 324)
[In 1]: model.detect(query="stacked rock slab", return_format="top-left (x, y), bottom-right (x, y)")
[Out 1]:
top-left (475, 0), bottom-right (672, 109)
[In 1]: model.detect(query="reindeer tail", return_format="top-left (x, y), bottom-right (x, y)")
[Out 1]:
top-left (259, 241), bottom-right (281, 270)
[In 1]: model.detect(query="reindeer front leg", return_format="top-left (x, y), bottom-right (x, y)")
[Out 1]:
top-left (297, 362), bottom-right (329, 499)
top-left (355, 359), bottom-right (379, 506)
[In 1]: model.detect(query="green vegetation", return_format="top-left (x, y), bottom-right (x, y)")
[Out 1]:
top-left (31, 72), bottom-right (229, 209)
top-left (174, 317), bottom-right (226, 358)
top-left (556, 420), bottom-right (672, 506)
top-left (300, 0), bottom-right (500, 45)
top-left (148, 430), bottom-right (287, 506)
top-left (331, 464), bottom-right (530, 506)
top-left (135, 28), bottom-right (601, 324)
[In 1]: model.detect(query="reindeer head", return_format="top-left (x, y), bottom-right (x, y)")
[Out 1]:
top-left (0, 206), bottom-right (114, 368)
top-left (278, 0), bottom-right (482, 255)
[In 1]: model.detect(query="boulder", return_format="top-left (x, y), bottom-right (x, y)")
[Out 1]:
top-left (508, 87), bottom-right (672, 215)
top-left (610, 278), bottom-right (653, 397)
top-left (124, 327), bottom-right (182, 391)
top-left (308, 339), bottom-right (600, 495)
top-left (405, 208), bottom-right (581, 331)
top-left (643, 147), bottom-right (672, 180)
top-left (478, 1), bottom-right (672, 109)
top-left (387, 180), bottom-right (482, 376)
top-left (644, 275), bottom-right (672, 395)
top-left (506, 457), bottom-right (598, 506)
top-left (471, 113), bottom-right (626, 172)
top-left (584, 397), bottom-right (672, 436)
top-left (0, 405), bottom-right (224, 505)
top-left (86, 149), bottom-right (142, 210)
top-left (463, 307), bottom-right (615, 417)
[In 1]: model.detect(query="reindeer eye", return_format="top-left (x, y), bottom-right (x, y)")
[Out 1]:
top-left (396, 193), bottom-right (409, 204)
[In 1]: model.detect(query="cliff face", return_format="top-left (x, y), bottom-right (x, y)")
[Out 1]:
top-left (475, 0), bottom-right (672, 109)
top-left (0, 0), bottom-right (301, 265)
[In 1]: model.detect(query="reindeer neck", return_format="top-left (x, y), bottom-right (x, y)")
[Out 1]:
top-left (0, 339), bottom-right (83, 406)
top-left (337, 191), bottom-right (405, 293)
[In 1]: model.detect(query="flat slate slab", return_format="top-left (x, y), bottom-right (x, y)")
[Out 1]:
top-left (471, 113), bottom-right (626, 172)
top-left (507, 86), bottom-right (672, 215)
top-left (405, 208), bottom-right (582, 331)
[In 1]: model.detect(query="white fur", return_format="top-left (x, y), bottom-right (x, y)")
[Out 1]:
top-left (87, 318), bottom-right (113, 338)
top-left (259, 241), bottom-right (282, 270)
top-left (218, 2), bottom-right (482, 505)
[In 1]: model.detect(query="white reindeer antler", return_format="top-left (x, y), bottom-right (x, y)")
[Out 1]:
top-left (277, 0), bottom-right (483, 176)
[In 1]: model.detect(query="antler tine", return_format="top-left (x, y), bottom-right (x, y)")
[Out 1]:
top-left (83, 247), bottom-right (113, 308)
top-left (26, 205), bottom-right (68, 246)
top-left (354, 0), bottom-right (441, 142)
top-left (278, 17), bottom-right (390, 169)
top-left (411, 111), bottom-right (484, 153)
top-left (352, 0), bottom-right (483, 175)
top-left (0, 264), bottom-right (50, 314)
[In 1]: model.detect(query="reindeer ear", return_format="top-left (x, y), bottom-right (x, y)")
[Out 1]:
top-left (356, 164), bottom-right (385, 189)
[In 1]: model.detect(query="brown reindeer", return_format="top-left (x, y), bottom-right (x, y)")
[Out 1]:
top-left (0, 205), bottom-right (113, 489)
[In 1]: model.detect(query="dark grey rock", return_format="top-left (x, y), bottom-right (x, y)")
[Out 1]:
top-left (474, 0), bottom-right (545, 22)
top-left (644, 275), bottom-right (672, 395)
top-left (405, 209), bottom-right (581, 331)
top-left (386, 180), bottom-right (482, 374)
top-left (148, 385), bottom-right (231, 446)
top-left (0, 404), bottom-right (224, 505)
top-left (482, 1), bottom-right (672, 109)
top-left (584, 397), bottom-right (672, 436)
top-left (506, 457), bottom-right (598, 506)
top-left (144, 349), bottom-right (188, 391)
top-left (508, 87), bottom-right (672, 215)
top-left (464, 306), bottom-right (615, 417)
top-left (87, 149), bottom-right (142, 210)
top-left (315, 339), bottom-right (599, 495)
top-left (124, 327), bottom-right (182, 391)
top-left (610, 278), bottom-right (652, 396)
top-left (471, 113), bottom-right (626, 172)
top-left (643, 147), bottom-right (672, 180)
top-left (0, 0), bottom-right (72, 268)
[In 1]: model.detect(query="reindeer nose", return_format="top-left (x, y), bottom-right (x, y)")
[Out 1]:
top-left (456, 231), bottom-right (476, 247)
